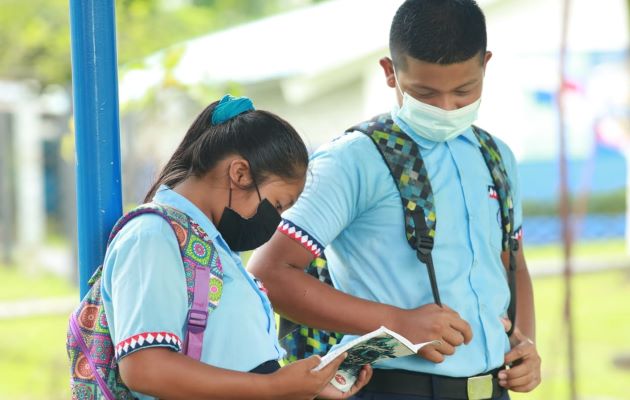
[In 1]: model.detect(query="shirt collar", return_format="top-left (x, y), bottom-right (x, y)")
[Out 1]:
top-left (461, 126), bottom-right (482, 147)
top-left (153, 185), bottom-right (221, 240)
top-left (390, 108), bottom-right (480, 150)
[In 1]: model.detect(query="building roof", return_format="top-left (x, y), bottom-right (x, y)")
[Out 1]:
top-left (120, 0), bottom-right (404, 103)
top-left (120, 0), bottom-right (628, 104)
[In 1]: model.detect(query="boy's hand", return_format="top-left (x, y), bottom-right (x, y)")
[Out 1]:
top-left (499, 328), bottom-right (541, 392)
top-left (317, 365), bottom-right (373, 399)
top-left (389, 303), bottom-right (472, 363)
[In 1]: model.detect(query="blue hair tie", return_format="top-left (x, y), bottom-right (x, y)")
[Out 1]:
top-left (211, 94), bottom-right (255, 125)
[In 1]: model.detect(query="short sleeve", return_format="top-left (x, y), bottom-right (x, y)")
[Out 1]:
top-left (102, 215), bottom-right (188, 361)
top-left (280, 132), bottom-right (387, 257)
top-left (495, 139), bottom-right (523, 240)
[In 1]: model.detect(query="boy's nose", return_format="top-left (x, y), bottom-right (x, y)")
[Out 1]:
top-left (432, 96), bottom-right (459, 111)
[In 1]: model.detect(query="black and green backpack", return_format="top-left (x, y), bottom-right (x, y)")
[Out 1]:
top-left (279, 113), bottom-right (519, 362)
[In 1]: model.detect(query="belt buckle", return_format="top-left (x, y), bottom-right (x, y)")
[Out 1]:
top-left (467, 374), bottom-right (493, 400)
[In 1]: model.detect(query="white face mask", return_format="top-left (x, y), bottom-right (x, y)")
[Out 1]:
top-left (395, 91), bottom-right (481, 143)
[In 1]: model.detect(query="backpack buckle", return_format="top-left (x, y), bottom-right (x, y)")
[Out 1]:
top-left (187, 309), bottom-right (209, 333)
top-left (415, 236), bottom-right (434, 265)
top-left (417, 235), bottom-right (434, 255)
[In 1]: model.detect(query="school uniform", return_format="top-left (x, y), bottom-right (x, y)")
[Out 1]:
top-left (101, 186), bottom-right (284, 400)
top-left (279, 110), bottom-right (523, 399)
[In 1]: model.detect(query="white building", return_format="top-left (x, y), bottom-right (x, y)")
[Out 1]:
top-left (119, 0), bottom-right (628, 169)
top-left (0, 81), bottom-right (70, 262)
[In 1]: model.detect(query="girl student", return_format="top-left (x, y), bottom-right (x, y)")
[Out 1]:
top-left (101, 95), bottom-right (371, 399)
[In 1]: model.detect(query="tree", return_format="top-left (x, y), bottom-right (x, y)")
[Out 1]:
top-left (0, 0), bottom-right (72, 86)
top-left (0, 0), bottom-right (324, 88)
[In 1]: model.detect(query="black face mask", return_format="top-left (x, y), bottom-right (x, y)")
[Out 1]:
top-left (217, 185), bottom-right (281, 252)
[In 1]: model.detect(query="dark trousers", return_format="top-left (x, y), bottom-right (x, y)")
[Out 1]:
top-left (349, 369), bottom-right (510, 400)
top-left (350, 391), bottom-right (510, 400)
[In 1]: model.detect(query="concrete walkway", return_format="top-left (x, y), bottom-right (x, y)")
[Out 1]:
top-left (527, 257), bottom-right (630, 278)
top-left (0, 296), bottom-right (76, 320)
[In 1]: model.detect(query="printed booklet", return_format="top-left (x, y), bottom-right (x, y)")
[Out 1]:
top-left (314, 326), bottom-right (441, 392)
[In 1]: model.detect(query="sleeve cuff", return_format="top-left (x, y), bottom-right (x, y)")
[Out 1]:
top-left (115, 332), bottom-right (182, 360)
top-left (277, 219), bottom-right (324, 258)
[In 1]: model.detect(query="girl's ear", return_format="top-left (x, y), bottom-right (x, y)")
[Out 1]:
top-left (227, 158), bottom-right (254, 189)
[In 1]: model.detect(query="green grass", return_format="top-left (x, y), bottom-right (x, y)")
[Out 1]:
top-left (0, 266), bottom-right (76, 399)
top-left (0, 265), bottom-right (76, 301)
top-left (44, 233), bottom-right (71, 249)
top-left (522, 189), bottom-right (626, 216)
top-left (512, 269), bottom-right (630, 400)
top-left (1, 257), bottom-right (629, 399)
top-left (0, 315), bottom-right (71, 400)
top-left (524, 239), bottom-right (628, 262)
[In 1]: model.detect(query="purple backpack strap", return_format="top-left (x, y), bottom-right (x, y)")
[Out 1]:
top-left (109, 203), bottom-right (222, 361)
top-left (183, 264), bottom-right (210, 360)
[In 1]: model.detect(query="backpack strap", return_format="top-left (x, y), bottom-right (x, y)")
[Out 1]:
top-left (472, 126), bottom-right (519, 335)
top-left (183, 232), bottom-right (211, 360)
top-left (107, 203), bottom-right (224, 360)
top-left (278, 254), bottom-right (343, 362)
top-left (352, 116), bottom-right (517, 333)
top-left (349, 114), bottom-right (442, 306)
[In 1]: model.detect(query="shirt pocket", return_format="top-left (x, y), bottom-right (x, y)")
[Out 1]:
top-left (487, 186), bottom-right (503, 251)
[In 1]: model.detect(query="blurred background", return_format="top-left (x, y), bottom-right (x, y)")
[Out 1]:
top-left (0, 0), bottom-right (628, 398)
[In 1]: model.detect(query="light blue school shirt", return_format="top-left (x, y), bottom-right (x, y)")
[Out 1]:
top-left (102, 186), bottom-right (284, 400)
top-left (280, 112), bottom-right (523, 378)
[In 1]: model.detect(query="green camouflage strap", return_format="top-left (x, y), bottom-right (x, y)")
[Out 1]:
top-left (473, 126), bottom-right (519, 335)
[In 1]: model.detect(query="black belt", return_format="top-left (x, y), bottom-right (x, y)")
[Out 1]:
top-left (249, 360), bottom-right (281, 374)
top-left (362, 368), bottom-right (506, 399)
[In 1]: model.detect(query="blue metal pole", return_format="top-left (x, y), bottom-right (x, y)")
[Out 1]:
top-left (69, 0), bottom-right (123, 298)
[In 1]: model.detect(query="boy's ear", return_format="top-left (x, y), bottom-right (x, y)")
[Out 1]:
top-left (483, 51), bottom-right (493, 69)
top-left (379, 57), bottom-right (397, 88)
top-left (227, 158), bottom-right (253, 189)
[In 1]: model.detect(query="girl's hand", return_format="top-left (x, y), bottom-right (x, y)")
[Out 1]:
top-left (267, 353), bottom-right (347, 400)
top-left (317, 365), bottom-right (373, 399)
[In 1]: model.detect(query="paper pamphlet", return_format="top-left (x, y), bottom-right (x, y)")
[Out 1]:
top-left (314, 326), bottom-right (441, 392)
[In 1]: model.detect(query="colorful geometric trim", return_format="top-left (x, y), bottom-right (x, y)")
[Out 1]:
top-left (277, 219), bottom-right (324, 258)
top-left (488, 186), bottom-right (499, 200)
top-left (512, 226), bottom-right (523, 241)
top-left (115, 332), bottom-right (182, 360)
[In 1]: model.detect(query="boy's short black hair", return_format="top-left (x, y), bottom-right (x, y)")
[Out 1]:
top-left (390, 0), bottom-right (487, 68)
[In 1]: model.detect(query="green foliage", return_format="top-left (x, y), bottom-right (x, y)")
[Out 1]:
top-left (0, 0), bottom-right (72, 85)
top-left (0, 0), bottom-right (323, 87)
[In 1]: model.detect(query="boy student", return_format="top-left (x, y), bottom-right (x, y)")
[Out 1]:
top-left (249, 0), bottom-right (541, 399)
